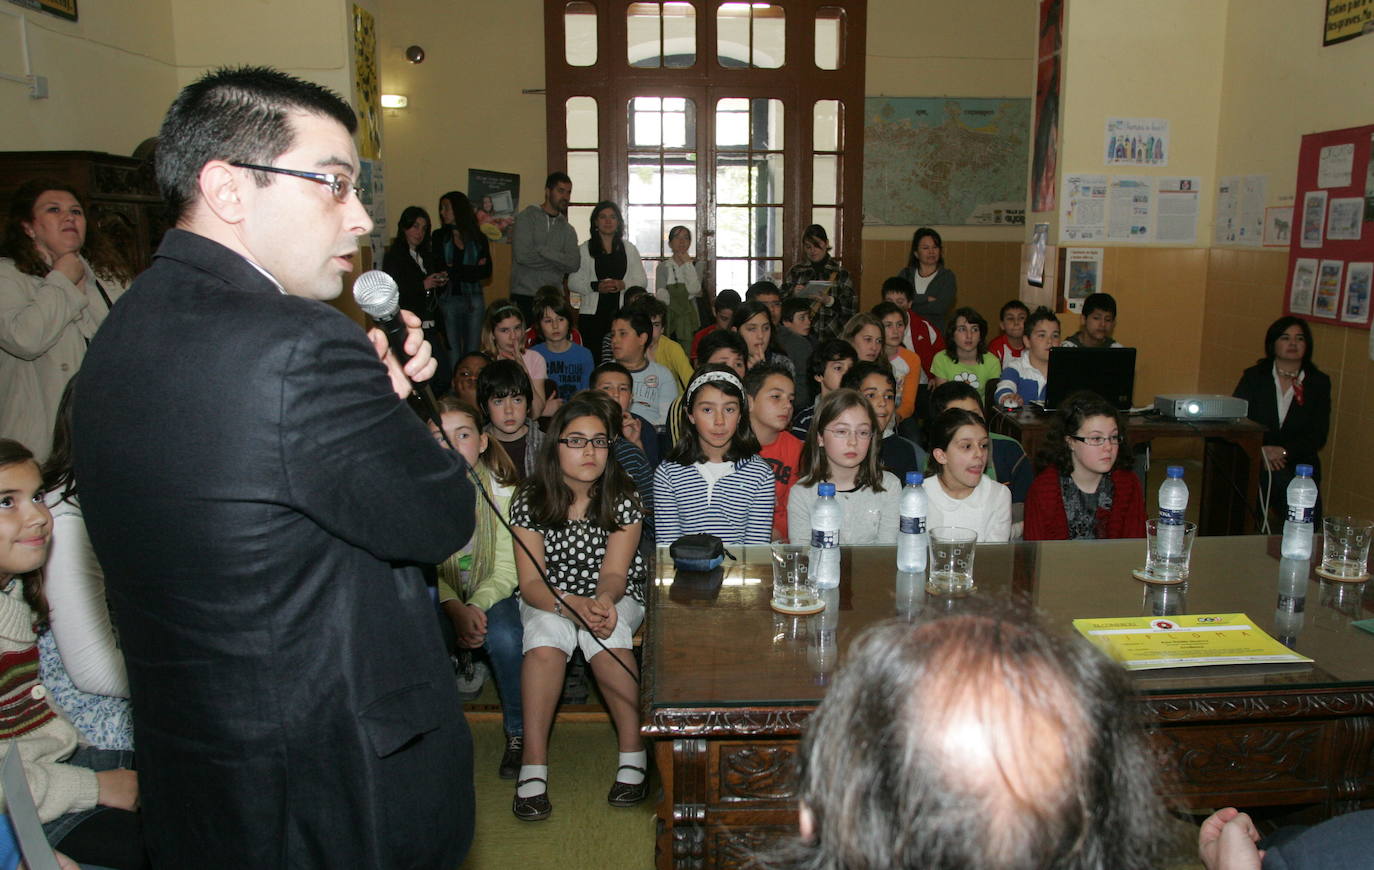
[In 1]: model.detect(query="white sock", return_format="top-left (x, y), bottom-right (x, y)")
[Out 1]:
top-left (517, 764), bottom-right (548, 798)
top-left (617, 750), bottom-right (647, 785)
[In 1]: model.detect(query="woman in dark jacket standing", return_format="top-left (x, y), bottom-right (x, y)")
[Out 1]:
top-left (432, 191), bottom-right (492, 365)
top-left (1233, 316), bottom-right (1332, 528)
top-left (896, 227), bottom-right (957, 331)
top-left (382, 205), bottom-right (449, 384)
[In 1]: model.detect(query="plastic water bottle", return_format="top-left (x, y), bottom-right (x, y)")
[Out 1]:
top-left (897, 472), bottom-right (929, 573)
top-left (810, 483), bottom-right (842, 588)
top-left (1157, 466), bottom-right (1188, 558)
top-left (1280, 465), bottom-right (1318, 560)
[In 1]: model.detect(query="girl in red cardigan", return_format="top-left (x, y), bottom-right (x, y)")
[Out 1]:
top-left (1024, 391), bottom-right (1146, 540)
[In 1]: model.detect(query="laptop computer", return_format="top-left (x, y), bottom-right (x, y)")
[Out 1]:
top-left (1043, 346), bottom-right (1137, 410)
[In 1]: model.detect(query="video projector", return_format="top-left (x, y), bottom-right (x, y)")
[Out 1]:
top-left (1153, 394), bottom-right (1249, 421)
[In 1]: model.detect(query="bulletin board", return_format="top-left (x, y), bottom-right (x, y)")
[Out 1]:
top-left (1284, 124), bottom-right (1374, 328)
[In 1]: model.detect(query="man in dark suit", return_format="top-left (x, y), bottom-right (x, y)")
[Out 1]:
top-left (73, 67), bottom-right (476, 867)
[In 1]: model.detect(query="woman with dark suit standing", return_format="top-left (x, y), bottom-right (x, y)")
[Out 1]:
top-left (383, 205), bottom-right (450, 384)
top-left (896, 227), bottom-right (957, 331)
top-left (569, 201), bottom-right (647, 355)
top-left (432, 191), bottom-right (492, 364)
top-left (1232, 316), bottom-right (1331, 528)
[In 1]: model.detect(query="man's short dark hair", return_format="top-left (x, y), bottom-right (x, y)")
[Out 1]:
top-left (743, 361), bottom-right (794, 397)
top-left (928, 380), bottom-right (984, 416)
top-left (881, 275), bottom-right (915, 302)
top-left (1000, 298), bottom-right (1031, 319)
top-left (1081, 292), bottom-right (1117, 318)
top-left (696, 328), bottom-right (747, 362)
top-left (746, 281), bottom-right (781, 301)
top-left (477, 358), bottom-right (533, 408)
top-left (713, 289), bottom-right (742, 313)
top-left (629, 295), bottom-right (668, 321)
top-left (545, 171), bottom-right (571, 190)
top-left (156, 66), bottom-right (357, 222)
top-left (781, 297), bottom-right (812, 322)
top-left (841, 360), bottom-right (895, 392)
top-left (590, 361), bottom-right (632, 386)
top-left (760, 611), bottom-right (1166, 870)
top-left (612, 308), bottom-right (653, 339)
top-left (808, 338), bottom-right (859, 383)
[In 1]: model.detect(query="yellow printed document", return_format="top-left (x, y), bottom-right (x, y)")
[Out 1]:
top-left (1073, 613), bottom-right (1313, 671)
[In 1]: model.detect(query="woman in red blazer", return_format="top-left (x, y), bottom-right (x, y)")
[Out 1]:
top-left (1024, 391), bottom-right (1146, 540)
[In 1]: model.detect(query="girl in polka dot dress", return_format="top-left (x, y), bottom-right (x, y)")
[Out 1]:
top-left (507, 392), bottom-right (649, 821)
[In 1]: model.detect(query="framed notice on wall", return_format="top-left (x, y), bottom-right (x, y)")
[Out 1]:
top-left (1284, 124), bottom-right (1374, 329)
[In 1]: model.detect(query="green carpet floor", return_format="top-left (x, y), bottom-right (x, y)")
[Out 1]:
top-left (460, 715), bottom-right (657, 869)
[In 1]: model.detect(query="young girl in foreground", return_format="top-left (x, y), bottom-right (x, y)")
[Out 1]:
top-left (922, 409), bottom-right (1012, 542)
top-left (788, 389), bottom-right (900, 545)
top-left (654, 366), bottom-right (775, 546)
top-left (431, 397), bottom-right (525, 780)
top-left (509, 394), bottom-right (648, 821)
top-left (0, 439), bottom-right (145, 869)
top-left (1024, 391), bottom-right (1146, 540)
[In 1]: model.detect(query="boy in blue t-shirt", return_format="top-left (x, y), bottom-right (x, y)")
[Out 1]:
top-left (530, 295), bottom-right (594, 402)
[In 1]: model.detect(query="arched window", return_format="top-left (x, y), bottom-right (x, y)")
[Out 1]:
top-left (546, 0), bottom-right (867, 297)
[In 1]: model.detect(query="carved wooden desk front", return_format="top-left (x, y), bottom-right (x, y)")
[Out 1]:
top-left (641, 542), bottom-right (1374, 869)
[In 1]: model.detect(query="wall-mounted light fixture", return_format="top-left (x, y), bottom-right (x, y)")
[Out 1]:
top-left (380, 94), bottom-right (409, 109)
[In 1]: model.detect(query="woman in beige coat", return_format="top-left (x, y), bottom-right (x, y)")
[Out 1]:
top-left (0, 179), bottom-right (131, 461)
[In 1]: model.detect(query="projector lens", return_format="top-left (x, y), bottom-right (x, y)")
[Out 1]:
top-left (1187, 402), bottom-right (1200, 414)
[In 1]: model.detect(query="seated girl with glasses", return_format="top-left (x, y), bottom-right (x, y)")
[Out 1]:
top-left (1024, 391), bottom-right (1145, 541)
top-left (654, 366), bottom-right (775, 546)
top-left (788, 388), bottom-right (901, 546)
top-left (508, 391), bottom-right (649, 821)
top-left (923, 408), bottom-right (1012, 543)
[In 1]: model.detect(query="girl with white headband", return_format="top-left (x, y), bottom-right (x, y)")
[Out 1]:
top-left (653, 365), bottom-right (775, 546)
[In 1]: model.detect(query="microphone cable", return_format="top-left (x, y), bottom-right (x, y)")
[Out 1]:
top-left (355, 270), bottom-right (640, 686)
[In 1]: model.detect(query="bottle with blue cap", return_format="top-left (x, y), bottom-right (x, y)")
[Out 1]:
top-left (1280, 464), bottom-right (1318, 560)
top-left (896, 471), bottom-right (928, 573)
top-left (1157, 465), bottom-right (1188, 560)
top-left (810, 482), bottom-right (842, 588)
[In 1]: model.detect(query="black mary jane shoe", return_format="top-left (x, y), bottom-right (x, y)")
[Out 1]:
top-left (607, 765), bottom-right (649, 807)
top-left (512, 779), bottom-right (552, 821)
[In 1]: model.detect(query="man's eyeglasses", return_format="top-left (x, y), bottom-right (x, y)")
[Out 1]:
top-left (1068, 434), bottom-right (1126, 447)
top-left (230, 162), bottom-right (364, 203)
top-left (558, 436), bottom-right (612, 450)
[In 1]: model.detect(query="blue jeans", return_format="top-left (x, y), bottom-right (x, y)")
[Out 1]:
top-left (441, 292), bottom-right (485, 371)
top-left (482, 595), bottom-right (525, 736)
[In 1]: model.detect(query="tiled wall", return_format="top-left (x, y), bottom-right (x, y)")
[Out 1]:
top-left (1201, 248), bottom-right (1374, 518)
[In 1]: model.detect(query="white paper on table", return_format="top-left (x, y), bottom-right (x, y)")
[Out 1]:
top-left (1327, 197), bottom-right (1364, 241)
top-left (1, 743), bottom-right (61, 870)
top-left (1301, 190), bottom-right (1328, 248)
top-left (1060, 173), bottom-right (1108, 242)
top-left (1315, 260), bottom-right (1344, 317)
top-left (1106, 176), bottom-right (1153, 242)
top-left (1156, 177), bottom-right (1201, 244)
top-left (1318, 142), bottom-right (1355, 188)
top-left (1342, 262), bottom-right (1372, 324)
top-left (1290, 258), bottom-right (1318, 315)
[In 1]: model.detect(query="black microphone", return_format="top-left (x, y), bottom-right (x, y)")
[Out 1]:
top-left (352, 269), bottom-right (441, 424)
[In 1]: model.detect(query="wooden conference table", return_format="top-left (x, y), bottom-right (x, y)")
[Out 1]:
top-left (640, 540), bottom-right (1374, 870)
top-left (990, 407), bottom-right (1267, 535)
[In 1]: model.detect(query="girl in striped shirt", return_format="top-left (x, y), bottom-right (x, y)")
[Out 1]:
top-left (653, 366), bottom-right (775, 546)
